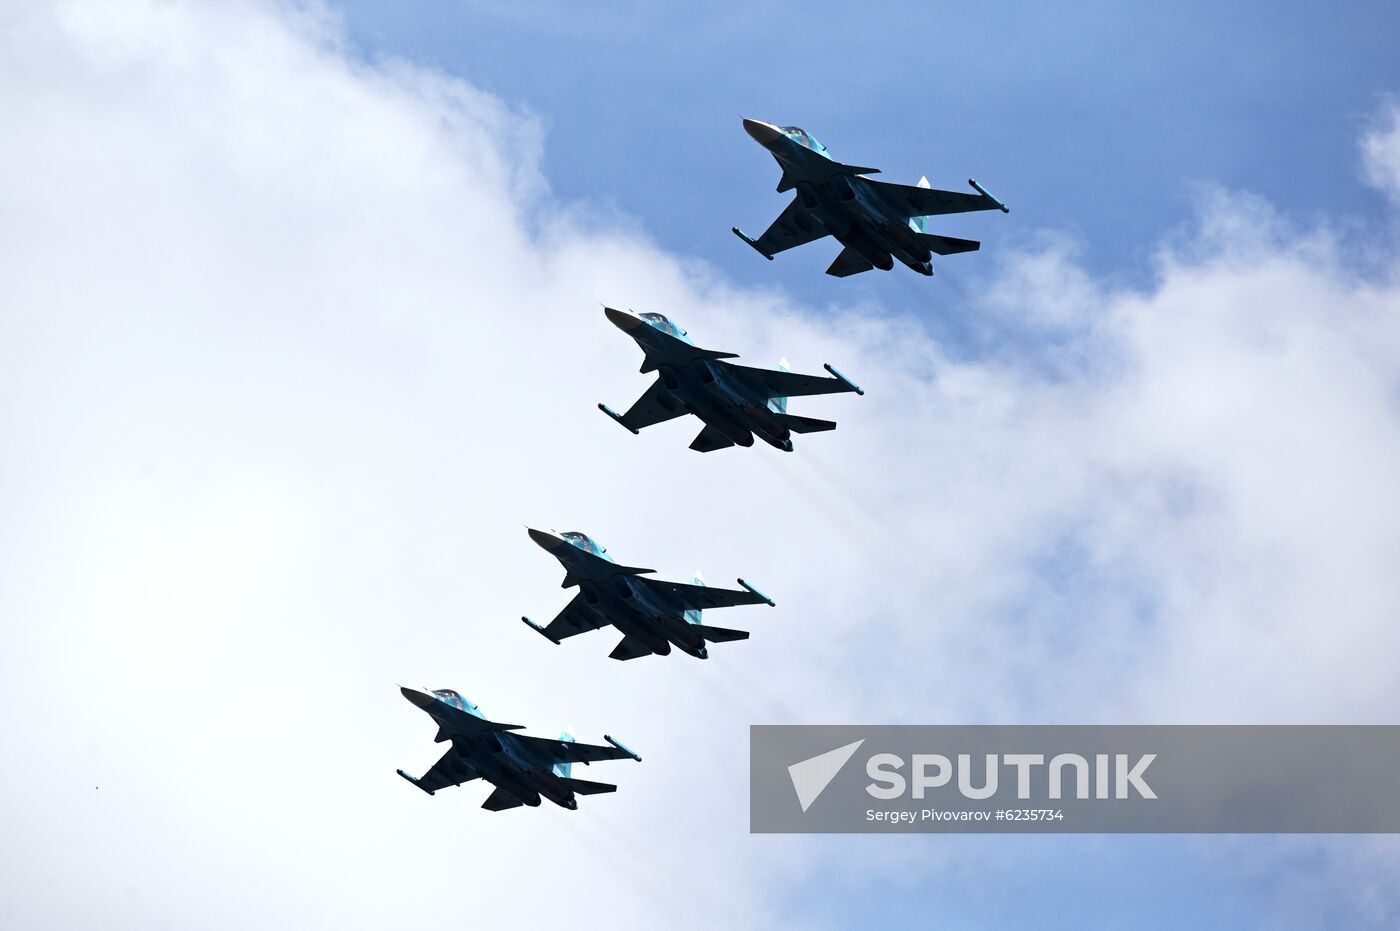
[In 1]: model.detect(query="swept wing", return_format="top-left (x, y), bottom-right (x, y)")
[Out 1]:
top-left (875, 179), bottom-right (1005, 218)
top-left (399, 747), bottom-right (479, 795)
top-left (647, 577), bottom-right (772, 611)
top-left (510, 734), bottom-right (639, 765)
top-left (726, 363), bottom-right (861, 400)
top-left (745, 198), bottom-right (830, 257)
top-left (611, 378), bottom-right (686, 432)
top-left (534, 593), bottom-right (607, 642)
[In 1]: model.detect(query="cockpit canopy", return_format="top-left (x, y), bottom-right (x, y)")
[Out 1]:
top-left (561, 531), bottom-right (614, 562)
top-left (432, 689), bottom-right (481, 716)
top-left (781, 126), bottom-right (829, 157)
top-left (638, 311), bottom-right (692, 344)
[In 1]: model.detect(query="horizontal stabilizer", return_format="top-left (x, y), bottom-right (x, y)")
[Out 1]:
top-left (560, 777), bottom-right (617, 795)
top-left (691, 624), bottom-right (750, 643)
top-left (482, 787), bottom-right (526, 811)
top-left (826, 246), bottom-right (874, 278)
top-left (916, 232), bottom-right (981, 255)
top-left (609, 636), bottom-right (653, 661)
top-left (775, 412), bottom-right (836, 434)
top-left (690, 423), bottom-right (737, 453)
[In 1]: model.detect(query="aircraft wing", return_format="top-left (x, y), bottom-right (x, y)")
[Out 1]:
top-left (749, 198), bottom-right (830, 256)
top-left (403, 747), bottom-right (479, 794)
top-left (511, 734), bottom-right (637, 765)
top-left (648, 578), bottom-right (770, 611)
top-left (538, 593), bottom-right (608, 642)
top-left (725, 363), bottom-right (860, 400)
top-left (877, 180), bottom-right (1003, 218)
top-left (615, 378), bottom-right (686, 431)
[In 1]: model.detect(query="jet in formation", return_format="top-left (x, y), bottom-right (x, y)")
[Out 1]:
top-left (523, 528), bottom-right (774, 660)
top-left (598, 306), bottom-right (862, 452)
top-left (733, 118), bottom-right (1009, 277)
top-left (396, 686), bottom-right (641, 810)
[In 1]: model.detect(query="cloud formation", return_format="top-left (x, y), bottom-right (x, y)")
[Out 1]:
top-left (1364, 98), bottom-right (1400, 202)
top-left (3, 2), bottom-right (1400, 928)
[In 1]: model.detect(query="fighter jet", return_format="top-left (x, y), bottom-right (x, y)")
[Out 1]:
top-left (395, 686), bottom-right (640, 810)
top-left (523, 528), bottom-right (775, 660)
top-left (597, 306), bottom-right (862, 453)
top-left (732, 118), bottom-right (1009, 277)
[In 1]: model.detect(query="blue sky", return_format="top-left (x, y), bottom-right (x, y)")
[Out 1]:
top-left (339, 0), bottom-right (1400, 311)
top-left (5, 2), bottom-right (1400, 928)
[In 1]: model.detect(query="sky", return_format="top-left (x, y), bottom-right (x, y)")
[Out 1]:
top-left (340, 1), bottom-right (1400, 319)
top-left (2, 1), bottom-right (1400, 928)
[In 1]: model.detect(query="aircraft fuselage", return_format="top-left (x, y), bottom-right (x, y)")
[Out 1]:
top-left (432, 727), bottom-right (581, 810)
top-left (577, 576), bottom-right (710, 659)
top-left (654, 359), bottom-right (794, 452)
top-left (777, 147), bottom-right (933, 276)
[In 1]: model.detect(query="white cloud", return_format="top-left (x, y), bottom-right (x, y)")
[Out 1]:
top-left (3, 1), bottom-right (1400, 928)
top-left (1363, 97), bottom-right (1400, 202)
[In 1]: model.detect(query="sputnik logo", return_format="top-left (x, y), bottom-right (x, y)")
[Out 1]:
top-left (788, 739), bottom-right (865, 812)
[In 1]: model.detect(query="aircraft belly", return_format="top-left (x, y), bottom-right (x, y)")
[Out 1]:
top-left (687, 393), bottom-right (754, 447)
top-left (613, 606), bottom-right (669, 654)
top-left (810, 199), bottom-right (857, 240)
top-left (713, 416), bottom-right (755, 446)
top-left (748, 406), bottom-right (789, 440)
top-left (818, 191), bottom-right (910, 261)
top-left (660, 615), bottom-right (705, 651)
top-left (815, 199), bottom-right (885, 258)
top-left (874, 221), bottom-right (930, 267)
top-left (526, 768), bottom-right (574, 807)
top-left (466, 752), bottom-right (509, 788)
top-left (490, 773), bottom-right (542, 807)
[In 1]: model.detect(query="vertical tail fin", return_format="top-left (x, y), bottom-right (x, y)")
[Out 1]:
top-left (684, 571), bottom-right (705, 625)
top-left (911, 176), bottom-right (933, 233)
top-left (553, 731), bottom-right (574, 778)
top-left (768, 359), bottom-right (791, 413)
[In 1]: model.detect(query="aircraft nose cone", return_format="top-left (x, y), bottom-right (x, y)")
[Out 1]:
top-left (742, 118), bottom-right (783, 148)
top-left (604, 306), bottom-right (642, 332)
top-left (400, 685), bottom-right (435, 709)
top-left (527, 527), bottom-right (565, 551)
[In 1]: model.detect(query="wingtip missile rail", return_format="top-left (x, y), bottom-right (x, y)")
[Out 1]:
top-left (823, 363), bottom-right (864, 396)
top-left (737, 578), bottom-right (776, 607)
top-left (522, 617), bottom-right (561, 645)
top-left (396, 769), bottom-right (434, 795)
top-left (598, 403), bottom-right (640, 435)
top-left (604, 734), bottom-right (642, 762)
top-left (732, 227), bottom-right (774, 260)
top-left (968, 178), bottom-right (1009, 213)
